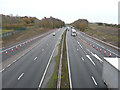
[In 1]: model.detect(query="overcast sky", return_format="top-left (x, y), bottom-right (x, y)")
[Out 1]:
top-left (0, 0), bottom-right (119, 24)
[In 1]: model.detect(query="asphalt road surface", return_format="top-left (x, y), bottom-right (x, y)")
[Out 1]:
top-left (66, 30), bottom-right (118, 89)
top-left (1, 28), bottom-right (65, 88)
top-left (1, 27), bottom-right (119, 89)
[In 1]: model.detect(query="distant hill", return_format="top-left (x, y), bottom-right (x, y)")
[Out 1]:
top-left (71, 19), bottom-right (89, 31)
top-left (1, 14), bottom-right (65, 30)
top-left (39, 16), bottom-right (65, 28)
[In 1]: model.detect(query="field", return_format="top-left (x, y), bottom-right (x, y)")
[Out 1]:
top-left (85, 24), bottom-right (119, 47)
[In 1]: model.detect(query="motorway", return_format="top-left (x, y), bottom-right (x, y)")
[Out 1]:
top-left (1, 27), bottom-right (119, 89)
top-left (66, 29), bottom-right (119, 89)
top-left (1, 28), bottom-right (65, 88)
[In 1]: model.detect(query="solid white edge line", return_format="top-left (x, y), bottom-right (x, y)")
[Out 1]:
top-left (7, 64), bottom-right (11, 67)
top-left (92, 76), bottom-right (98, 85)
top-left (66, 31), bottom-right (72, 89)
top-left (18, 73), bottom-right (24, 80)
top-left (38, 36), bottom-right (58, 89)
top-left (0, 68), bottom-right (5, 72)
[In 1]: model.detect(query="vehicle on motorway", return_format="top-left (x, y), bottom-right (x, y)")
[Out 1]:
top-left (71, 29), bottom-right (77, 37)
top-left (52, 32), bottom-right (56, 36)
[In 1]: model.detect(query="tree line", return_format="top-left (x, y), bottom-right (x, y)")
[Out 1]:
top-left (1, 14), bottom-right (65, 30)
top-left (70, 19), bottom-right (89, 32)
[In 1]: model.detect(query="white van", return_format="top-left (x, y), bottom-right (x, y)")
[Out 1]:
top-left (71, 29), bottom-right (77, 36)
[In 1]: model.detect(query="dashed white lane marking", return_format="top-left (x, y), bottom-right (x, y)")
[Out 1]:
top-left (0, 68), bottom-right (5, 72)
top-left (42, 49), bottom-right (44, 51)
top-left (77, 41), bottom-right (83, 49)
top-left (77, 48), bottom-right (79, 51)
top-left (84, 51), bottom-right (87, 55)
top-left (18, 73), bottom-right (24, 80)
top-left (47, 44), bottom-right (48, 46)
top-left (13, 60), bottom-right (17, 63)
top-left (7, 64), bottom-right (11, 68)
top-left (34, 57), bottom-right (37, 60)
top-left (81, 57), bottom-right (84, 61)
top-left (92, 76), bottom-right (98, 85)
top-left (86, 55), bottom-right (95, 66)
top-left (86, 49), bottom-right (90, 53)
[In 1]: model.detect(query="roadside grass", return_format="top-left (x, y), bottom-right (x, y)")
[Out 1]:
top-left (2, 28), bottom-right (50, 48)
top-left (0, 29), bottom-right (14, 34)
top-left (48, 33), bottom-right (64, 88)
top-left (84, 24), bottom-right (118, 46)
top-left (61, 30), bottom-right (69, 88)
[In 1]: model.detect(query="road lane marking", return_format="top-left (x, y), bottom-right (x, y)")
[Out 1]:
top-left (86, 49), bottom-right (103, 63)
top-left (0, 68), bottom-right (5, 72)
top-left (1, 33), bottom-right (52, 72)
top-left (34, 57), bottom-right (37, 60)
top-left (66, 32), bottom-right (72, 89)
top-left (42, 49), bottom-right (44, 51)
top-left (84, 51), bottom-right (87, 55)
top-left (86, 55), bottom-right (95, 66)
top-left (18, 73), bottom-right (24, 80)
top-left (77, 41), bottom-right (83, 49)
top-left (7, 64), bottom-right (11, 68)
top-left (81, 57), bottom-right (84, 61)
top-left (92, 54), bottom-right (103, 63)
top-left (92, 76), bottom-right (97, 85)
top-left (38, 38), bottom-right (58, 89)
top-left (86, 49), bottom-right (90, 53)
top-left (13, 60), bottom-right (17, 63)
top-left (77, 48), bottom-right (79, 51)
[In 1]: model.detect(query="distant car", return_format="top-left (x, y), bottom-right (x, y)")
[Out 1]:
top-left (52, 33), bottom-right (56, 36)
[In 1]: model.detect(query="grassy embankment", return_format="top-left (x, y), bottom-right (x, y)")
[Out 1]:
top-left (85, 24), bottom-right (119, 47)
top-left (2, 28), bottom-right (50, 48)
top-left (2, 14), bottom-right (65, 48)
